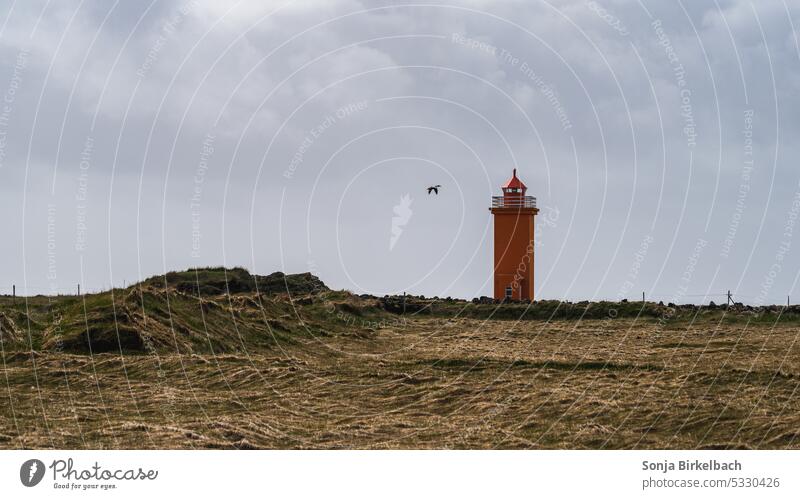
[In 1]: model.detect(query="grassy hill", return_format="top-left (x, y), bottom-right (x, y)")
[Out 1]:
top-left (2, 267), bottom-right (799, 356)
top-left (0, 267), bottom-right (391, 355)
top-left (1, 267), bottom-right (800, 449)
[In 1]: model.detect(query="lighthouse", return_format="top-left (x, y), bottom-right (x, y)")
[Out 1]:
top-left (489, 169), bottom-right (538, 301)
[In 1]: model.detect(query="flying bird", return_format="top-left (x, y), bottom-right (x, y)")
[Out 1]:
top-left (427, 185), bottom-right (441, 195)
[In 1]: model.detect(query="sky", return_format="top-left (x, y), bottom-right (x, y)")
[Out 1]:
top-left (0, 0), bottom-right (798, 304)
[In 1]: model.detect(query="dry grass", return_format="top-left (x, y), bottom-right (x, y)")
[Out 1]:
top-left (2, 314), bottom-right (799, 449)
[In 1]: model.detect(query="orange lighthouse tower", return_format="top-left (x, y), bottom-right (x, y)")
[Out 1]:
top-left (489, 169), bottom-right (538, 301)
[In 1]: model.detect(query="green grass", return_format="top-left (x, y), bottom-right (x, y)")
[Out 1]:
top-left (2, 267), bottom-right (800, 357)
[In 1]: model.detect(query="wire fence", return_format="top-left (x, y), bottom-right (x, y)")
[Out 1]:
top-left (0, 284), bottom-right (794, 307)
top-left (0, 283), bottom-right (133, 297)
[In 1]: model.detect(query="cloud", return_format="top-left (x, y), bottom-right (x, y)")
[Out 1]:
top-left (0, 0), bottom-right (798, 303)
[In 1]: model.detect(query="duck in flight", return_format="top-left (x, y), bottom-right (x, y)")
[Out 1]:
top-left (427, 185), bottom-right (441, 195)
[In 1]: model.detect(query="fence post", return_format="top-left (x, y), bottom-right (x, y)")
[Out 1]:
top-left (12, 284), bottom-right (15, 304)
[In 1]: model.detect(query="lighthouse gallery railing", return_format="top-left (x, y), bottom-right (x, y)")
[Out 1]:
top-left (491, 196), bottom-right (537, 209)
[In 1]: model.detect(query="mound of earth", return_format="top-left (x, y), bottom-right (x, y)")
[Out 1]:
top-left (144, 267), bottom-right (328, 297)
top-left (14, 270), bottom-right (380, 356)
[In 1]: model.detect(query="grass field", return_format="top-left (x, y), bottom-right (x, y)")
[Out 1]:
top-left (1, 268), bottom-right (799, 449)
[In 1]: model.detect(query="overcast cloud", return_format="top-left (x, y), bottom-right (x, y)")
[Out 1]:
top-left (0, 0), bottom-right (798, 304)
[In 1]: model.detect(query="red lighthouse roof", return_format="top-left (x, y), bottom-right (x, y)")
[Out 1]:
top-left (502, 168), bottom-right (527, 191)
